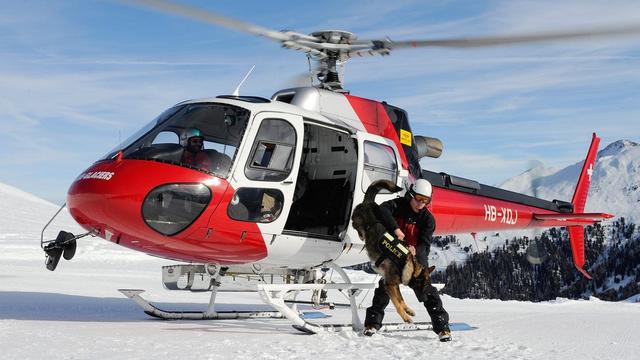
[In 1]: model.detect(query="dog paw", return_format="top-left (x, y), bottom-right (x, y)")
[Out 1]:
top-left (405, 308), bottom-right (415, 317)
top-left (401, 316), bottom-right (414, 323)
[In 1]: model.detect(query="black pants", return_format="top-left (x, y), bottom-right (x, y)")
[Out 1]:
top-left (364, 278), bottom-right (450, 334)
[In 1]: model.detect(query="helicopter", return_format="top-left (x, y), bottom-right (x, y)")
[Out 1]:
top-left (39, 0), bottom-right (626, 332)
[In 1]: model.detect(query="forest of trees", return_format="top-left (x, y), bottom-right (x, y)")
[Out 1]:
top-left (429, 219), bottom-right (639, 302)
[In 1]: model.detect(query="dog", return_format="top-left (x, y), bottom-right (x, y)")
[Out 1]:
top-left (351, 179), bottom-right (436, 323)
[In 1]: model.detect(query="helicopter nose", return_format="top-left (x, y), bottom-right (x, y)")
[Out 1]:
top-left (67, 160), bottom-right (227, 250)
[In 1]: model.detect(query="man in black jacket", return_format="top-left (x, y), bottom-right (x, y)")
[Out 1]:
top-left (364, 179), bottom-right (451, 341)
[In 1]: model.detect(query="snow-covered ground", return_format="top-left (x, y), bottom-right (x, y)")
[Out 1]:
top-left (2, 183), bottom-right (639, 359)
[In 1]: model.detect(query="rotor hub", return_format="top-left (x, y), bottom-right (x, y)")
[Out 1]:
top-left (311, 30), bottom-right (356, 44)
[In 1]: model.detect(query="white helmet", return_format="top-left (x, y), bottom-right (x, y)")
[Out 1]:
top-left (180, 127), bottom-right (203, 146)
top-left (412, 179), bottom-right (432, 198)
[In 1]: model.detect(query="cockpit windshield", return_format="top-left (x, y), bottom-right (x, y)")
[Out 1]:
top-left (103, 103), bottom-right (250, 178)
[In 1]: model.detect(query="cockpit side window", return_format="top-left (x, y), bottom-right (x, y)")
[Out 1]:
top-left (244, 118), bottom-right (297, 182)
top-left (152, 131), bottom-right (180, 145)
top-left (362, 141), bottom-right (398, 192)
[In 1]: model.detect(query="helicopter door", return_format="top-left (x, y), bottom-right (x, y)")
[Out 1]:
top-left (226, 112), bottom-right (303, 237)
top-left (338, 132), bottom-right (403, 264)
top-left (227, 113), bottom-right (345, 266)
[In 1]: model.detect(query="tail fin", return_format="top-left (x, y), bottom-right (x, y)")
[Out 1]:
top-left (568, 133), bottom-right (600, 279)
top-left (363, 180), bottom-right (403, 203)
top-left (572, 133), bottom-right (600, 213)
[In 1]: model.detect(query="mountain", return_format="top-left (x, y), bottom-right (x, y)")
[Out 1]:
top-left (500, 140), bottom-right (640, 223)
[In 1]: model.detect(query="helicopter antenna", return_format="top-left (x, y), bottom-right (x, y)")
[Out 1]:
top-left (306, 55), bottom-right (314, 86)
top-left (232, 65), bottom-right (255, 96)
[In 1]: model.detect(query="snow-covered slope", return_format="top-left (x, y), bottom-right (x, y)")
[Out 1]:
top-left (0, 181), bottom-right (158, 265)
top-left (0, 182), bottom-right (71, 238)
top-left (500, 140), bottom-right (640, 223)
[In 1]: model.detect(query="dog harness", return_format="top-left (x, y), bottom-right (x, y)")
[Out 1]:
top-left (375, 232), bottom-right (410, 269)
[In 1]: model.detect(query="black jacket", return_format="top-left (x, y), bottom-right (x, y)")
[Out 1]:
top-left (376, 195), bottom-right (435, 267)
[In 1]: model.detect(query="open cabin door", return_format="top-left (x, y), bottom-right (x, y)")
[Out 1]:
top-left (270, 121), bottom-right (358, 266)
top-left (335, 131), bottom-right (405, 266)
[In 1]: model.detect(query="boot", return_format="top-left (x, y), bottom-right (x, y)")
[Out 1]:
top-left (363, 326), bottom-right (378, 337)
top-left (438, 329), bottom-right (452, 342)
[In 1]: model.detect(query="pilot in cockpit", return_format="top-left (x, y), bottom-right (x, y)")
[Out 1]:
top-left (180, 127), bottom-right (212, 169)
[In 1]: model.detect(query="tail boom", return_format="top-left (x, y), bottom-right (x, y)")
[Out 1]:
top-left (424, 133), bottom-right (611, 278)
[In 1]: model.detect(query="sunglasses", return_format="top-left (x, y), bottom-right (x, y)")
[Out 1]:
top-left (414, 194), bottom-right (431, 204)
top-left (189, 138), bottom-right (204, 144)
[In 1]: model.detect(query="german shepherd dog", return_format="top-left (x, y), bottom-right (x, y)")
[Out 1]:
top-left (351, 180), bottom-right (436, 323)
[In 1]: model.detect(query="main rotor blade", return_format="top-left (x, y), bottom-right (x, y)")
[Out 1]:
top-left (125, 0), bottom-right (311, 43)
top-left (384, 23), bottom-right (640, 49)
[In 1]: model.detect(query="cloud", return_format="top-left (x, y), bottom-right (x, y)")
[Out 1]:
top-left (422, 150), bottom-right (527, 186)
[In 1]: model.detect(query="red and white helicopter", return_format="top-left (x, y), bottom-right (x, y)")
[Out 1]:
top-left (40, 0), bottom-right (626, 333)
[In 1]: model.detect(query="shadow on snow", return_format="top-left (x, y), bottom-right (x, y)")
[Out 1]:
top-left (0, 291), bottom-right (278, 323)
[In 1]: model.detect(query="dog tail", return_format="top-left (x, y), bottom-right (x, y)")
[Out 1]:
top-left (364, 180), bottom-right (403, 203)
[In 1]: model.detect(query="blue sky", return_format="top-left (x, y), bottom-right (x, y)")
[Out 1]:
top-left (1, 0), bottom-right (639, 204)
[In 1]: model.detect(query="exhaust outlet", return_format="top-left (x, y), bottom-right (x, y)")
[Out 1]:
top-left (414, 136), bottom-right (443, 159)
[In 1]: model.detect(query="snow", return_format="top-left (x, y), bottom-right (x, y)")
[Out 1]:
top-left (2, 182), bottom-right (639, 359)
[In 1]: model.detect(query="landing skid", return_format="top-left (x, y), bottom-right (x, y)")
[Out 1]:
top-left (119, 289), bottom-right (284, 320)
top-left (119, 262), bottom-right (376, 331)
top-left (292, 321), bottom-right (477, 334)
top-left (293, 321), bottom-right (434, 334)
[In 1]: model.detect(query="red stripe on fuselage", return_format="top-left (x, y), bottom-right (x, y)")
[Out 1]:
top-left (345, 95), bottom-right (409, 170)
top-left (67, 160), bottom-right (267, 264)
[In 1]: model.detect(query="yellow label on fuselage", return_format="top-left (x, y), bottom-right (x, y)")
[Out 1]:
top-left (400, 129), bottom-right (412, 146)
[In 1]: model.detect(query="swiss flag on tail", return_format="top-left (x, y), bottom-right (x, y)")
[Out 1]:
top-left (568, 133), bottom-right (601, 279)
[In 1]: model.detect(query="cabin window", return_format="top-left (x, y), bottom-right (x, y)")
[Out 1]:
top-left (362, 141), bottom-right (398, 192)
top-left (227, 188), bottom-right (284, 223)
top-left (245, 119), bottom-right (297, 181)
